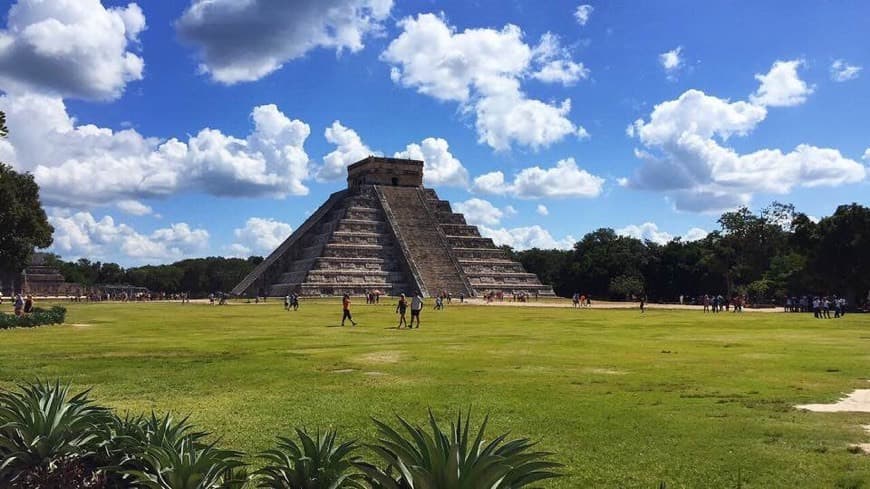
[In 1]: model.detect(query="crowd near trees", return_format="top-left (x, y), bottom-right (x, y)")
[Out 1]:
top-left (511, 202), bottom-right (870, 306)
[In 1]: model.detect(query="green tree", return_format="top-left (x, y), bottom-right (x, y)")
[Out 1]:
top-left (0, 114), bottom-right (54, 277)
top-left (609, 274), bottom-right (645, 299)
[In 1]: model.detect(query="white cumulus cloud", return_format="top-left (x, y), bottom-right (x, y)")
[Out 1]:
top-left (616, 222), bottom-right (673, 244)
top-left (0, 94), bottom-right (313, 207)
top-left (116, 200), bottom-right (153, 216)
top-left (232, 217), bottom-right (293, 255)
top-left (317, 120), bottom-right (374, 182)
top-left (394, 137), bottom-right (469, 187)
top-left (616, 222), bottom-right (709, 244)
top-left (0, 0), bottom-right (145, 100)
top-left (48, 210), bottom-right (209, 263)
top-left (625, 63), bottom-right (865, 212)
top-left (453, 198), bottom-right (504, 227)
top-left (536, 204), bottom-right (549, 216)
top-left (659, 46), bottom-right (683, 79)
top-left (479, 225), bottom-right (575, 250)
top-left (830, 59), bottom-right (861, 82)
top-left (176, 0), bottom-right (393, 84)
top-left (473, 158), bottom-right (604, 199)
top-left (750, 59), bottom-right (814, 107)
top-left (684, 227), bottom-right (708, 241)
top-left (382, 13), bottom-right (587, 150)
top-left (615, 222), bottom-right (709, 245)
top-left (574, 4), bottom-right (594, 26)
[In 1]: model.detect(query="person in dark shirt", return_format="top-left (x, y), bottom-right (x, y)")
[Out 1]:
top-left (341, 294), bottom-right (357, 326)
top-left (396, 294), bottom-right (408, 329)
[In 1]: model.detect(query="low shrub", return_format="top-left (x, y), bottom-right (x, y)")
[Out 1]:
top-left (0, 381), bottom-right (563, 489)
top-left (0, 305), bottom-right (67, 329)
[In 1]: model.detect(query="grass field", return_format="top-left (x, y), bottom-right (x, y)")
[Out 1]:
top-left (0, 300), bottom-right (868, 488)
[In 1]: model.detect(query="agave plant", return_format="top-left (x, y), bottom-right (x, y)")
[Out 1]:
top-left (123, 436), bottom-right (247, 489)
top-left (95, 412), bottom-right (212, 488)
top-left (0, 380), bottom-right (111, 487)
top-left (355, 411), bottom-right (562, 489)
top-left (256, 428), bottom-right (363, 489)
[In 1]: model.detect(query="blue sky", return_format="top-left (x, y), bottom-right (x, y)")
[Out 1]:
top-left (0, 0), bottom-right (867, 265)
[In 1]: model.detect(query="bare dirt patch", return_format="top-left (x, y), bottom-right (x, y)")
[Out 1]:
top-left (355, 351), bottom-right (402, 364)
top-left (584, 367), bottom-right (628, 375)
top-left (332, 368), bottom-right (357, 374)
top-left (68, 323), bottom-right (93, 328)
top-left (796, 385), bottom-right (870, 412)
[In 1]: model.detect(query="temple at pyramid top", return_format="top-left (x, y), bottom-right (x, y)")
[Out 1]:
top-left (232, 157), bottom-right (554, 298)
top-left (347, 156), bottom-right (423, 188)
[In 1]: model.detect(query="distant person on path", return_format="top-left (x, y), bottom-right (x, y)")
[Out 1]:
top-left (291, 293), bottom-right (299, 311)
top-left (703, 294), bottom-right (710, 313)
top-left (13, 293), bottom-right (24, 316)
top-left (410, 293), bottom-right (423, 328)
top-left (572, 292), bottom-right (580, 308)
top-left (284, 294), bottom-right (291, 311)
top-left (585, 294), bottom-right (592, 308)
top-left (639, 296), bottom-right (645, 313)
top-left (341, 294), bottom-right (357, 326)
top-left (396, 294), bottom-right (408, 329)
top-left (23, 295), bottom-right (34, 314)
top-left (459, 293), bottom-right (465, 303)
top-left (434, 296), bottom-right (443, 310)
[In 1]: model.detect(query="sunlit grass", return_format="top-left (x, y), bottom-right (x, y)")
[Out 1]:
top-left (0, 300), bottom-right (868, 488)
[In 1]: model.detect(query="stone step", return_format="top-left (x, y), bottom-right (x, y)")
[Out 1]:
top-left (335, 219), bottom-right (387, 233)
top-left (439, 224), bottom-right (481, 237)
top-left (465, 271), bottom-right (539, 278)
top-left (322, 243), bottom-right (393, 259)
top-left (451, 248), bottom-right (507, 260)
top-left (435, 212), bottom-right (467, 225)
top-left (344, 207), bottom-right (383, 220)
top-left (445, 236), bottom-right (496, 248)
top-left (329, 232), bottom-right (394, 246)
top-left (460, 262), bottom-right (526, 274)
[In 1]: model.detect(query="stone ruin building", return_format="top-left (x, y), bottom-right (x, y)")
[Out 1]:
top-left (0, 253), bottom-right (80, 297)
top-left (232, 157), bottom-right (554, 298)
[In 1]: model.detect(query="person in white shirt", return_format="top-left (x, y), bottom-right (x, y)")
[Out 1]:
top-left (410, 293), bottom-right (424, 329)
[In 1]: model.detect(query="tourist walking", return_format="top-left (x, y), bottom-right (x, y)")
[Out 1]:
top-left (341, 294), bottom-right (357, 326)
top-left (284, 294), bottom-right (290, 311)
top-left (639, 296), bottom-right (645, 313)
top-left (410, 292), bottom-right (423, 328)
top-left (23, 295), bottom-right (34, 314)
top-left (396, 294), bottom-right (408, 329)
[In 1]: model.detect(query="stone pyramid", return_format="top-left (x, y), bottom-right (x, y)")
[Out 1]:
top-left (232, 157), bottom-right (554, 298)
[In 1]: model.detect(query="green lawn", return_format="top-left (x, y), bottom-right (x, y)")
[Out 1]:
top-left (0, 300), bottom-right (868, 488)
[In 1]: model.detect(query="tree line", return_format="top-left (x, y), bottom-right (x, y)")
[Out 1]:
top-left (44, 255), bottom-right (263, 297)
top-left (508, 202), bottom-right (870, 305)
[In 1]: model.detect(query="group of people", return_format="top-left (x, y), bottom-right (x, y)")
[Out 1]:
top-left (208, 292), bottom-right (228, 305)
top-left (784, 295), bottom-right (848, 318)
top-left (701, 294), bottom-right (746, 313)
top-left (571, 292), bottom-right (592, 308)
top-left (2, 293), bottom-right (35, 316)
top-left (340, 292), bottom-right (425, 328)
top-left (283, 293), bottom-right (300, 311)
top-left (365, 291), bottom-right (381, 304)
